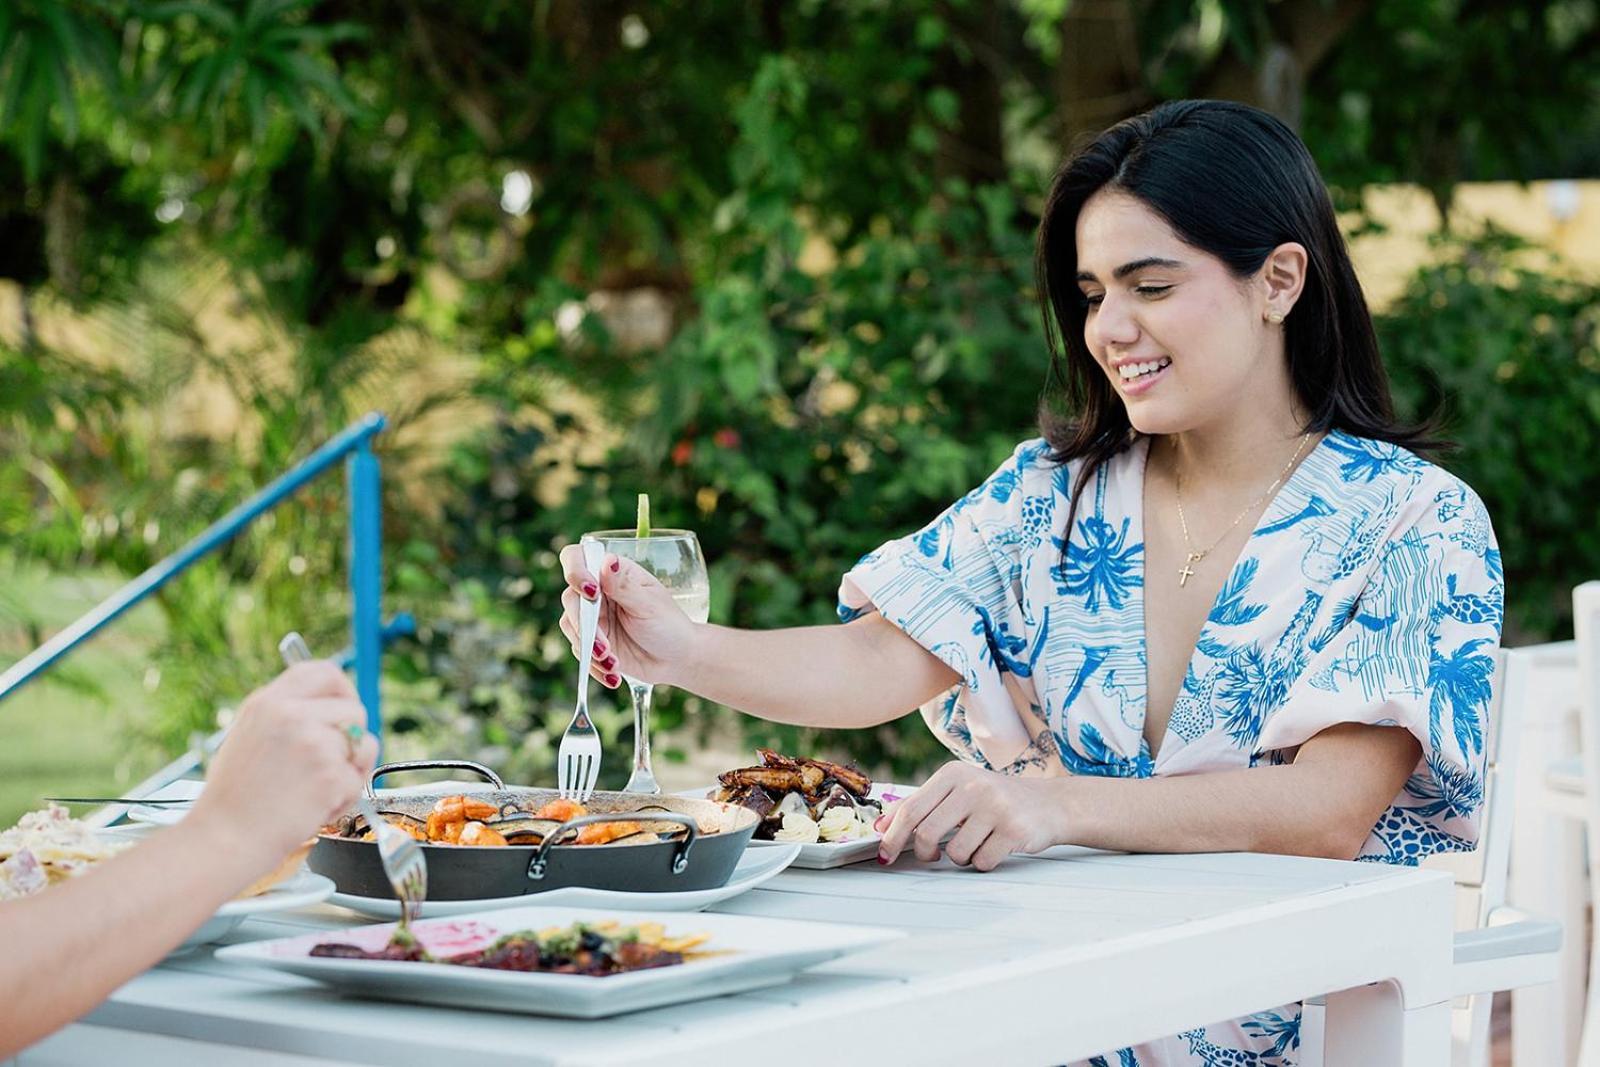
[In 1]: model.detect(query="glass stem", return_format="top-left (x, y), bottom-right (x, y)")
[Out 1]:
top-left (625, 681), bottom-right (660, 794)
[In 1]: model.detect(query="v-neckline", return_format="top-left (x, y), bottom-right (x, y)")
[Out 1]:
top-left (1131, 430), bottom-right (1335, 770)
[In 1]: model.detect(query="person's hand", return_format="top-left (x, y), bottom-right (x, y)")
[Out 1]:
top-left (874, 761), bottom-right (1065, 872)
top-left (558, 546), bottom-right (701, 689)
top-left (190, 661), bottom-right (377, 870)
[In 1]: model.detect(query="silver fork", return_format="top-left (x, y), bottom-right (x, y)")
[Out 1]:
top-left (278, 632), bottom-right (427, 926)
top-left (558, 540), bottom-right (606, 801)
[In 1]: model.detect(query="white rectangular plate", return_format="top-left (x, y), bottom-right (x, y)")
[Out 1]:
top-left (216, 905), bottom-right (901, 1018)
top-left (685, 782), bottom-right (918, 869)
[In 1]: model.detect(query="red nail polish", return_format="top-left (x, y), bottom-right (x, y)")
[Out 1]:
top-left (610, 558), bottom-right (620, 572)
top-left (604, 672), bottom-right (621, 687)
top-left (593, 639), bottom-right (606, 656)
top-left (601, 655), bottom-right (616, 670)
top-left (581, 581), bottom-right (598, 598)
top-left (876, 854), bottom-right (889, 866)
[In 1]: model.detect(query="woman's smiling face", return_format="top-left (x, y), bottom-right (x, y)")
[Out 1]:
top-left (1074, 188), bottom-right (1286, 437)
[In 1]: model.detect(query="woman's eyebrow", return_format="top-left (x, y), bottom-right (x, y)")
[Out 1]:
top-left (1075, 257), bottom-right (1186, 284)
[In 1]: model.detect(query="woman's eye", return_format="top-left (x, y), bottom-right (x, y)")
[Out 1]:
top-left (1134, 285), bottom-right (1172, 298)
top-left (1080, 293), bottom-right (1104, 309)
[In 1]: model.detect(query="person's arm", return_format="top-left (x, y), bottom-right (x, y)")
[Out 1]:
top-left (672, 615), bottom-right (959, 728)
top-left (0, 660), bottom-right (375, 1058)
top-left (0, 814), bottom-right (268, 1056)
top-left (876, 722), bottom-right (1421, 870)
top-left (558, 550), bottom-right (959, 728)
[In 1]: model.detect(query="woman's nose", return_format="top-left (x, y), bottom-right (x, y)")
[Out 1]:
top-left (1087, 294), bottom-right (1140, 349)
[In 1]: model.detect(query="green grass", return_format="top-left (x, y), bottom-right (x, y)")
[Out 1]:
top-left (0, 558), bottom-right (171, 826)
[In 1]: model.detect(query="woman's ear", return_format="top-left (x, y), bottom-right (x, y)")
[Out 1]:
top-left (1261, 241), bottom-right (1308, 323)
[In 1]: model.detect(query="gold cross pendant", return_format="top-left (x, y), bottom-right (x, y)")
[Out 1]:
top-left (1178, 552), bottom-right (1203, 587)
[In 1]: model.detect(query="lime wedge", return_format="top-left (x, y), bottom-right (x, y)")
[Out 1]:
top-left (636, 493), bottom-right (651, 538)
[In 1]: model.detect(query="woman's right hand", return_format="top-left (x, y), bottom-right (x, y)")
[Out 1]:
top-left (558, 545), bottom-right (701, 689)
top-left (190, 661), bottom-right (376, 869)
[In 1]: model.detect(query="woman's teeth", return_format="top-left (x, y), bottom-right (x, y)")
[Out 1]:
top-left (1118, 357), bottom-right (1172, 381)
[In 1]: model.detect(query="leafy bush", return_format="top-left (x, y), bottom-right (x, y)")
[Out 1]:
top-left (413, 58), bottom-right (1048, 780)
top-left (6, 2), bottom-right (1598, 786)
top-left (1382, 230), bottom-right (1600, 641)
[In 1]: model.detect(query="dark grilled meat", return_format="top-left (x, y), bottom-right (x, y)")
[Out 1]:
top-left (714, 783), bottom-right (778, 819)
top-left (758, 749), bottom-right (871, 797)
top-left (310, 939), bottom-right (429, 962)
top-left (454, 936), bottom-right (544, 971)
top-left (717, 766), bottom-right (825, 793)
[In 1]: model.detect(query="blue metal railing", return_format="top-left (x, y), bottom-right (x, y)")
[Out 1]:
top-left (0, 411), bottom-right (399, 736)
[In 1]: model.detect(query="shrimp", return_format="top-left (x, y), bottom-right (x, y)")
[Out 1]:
top-left (533, 798), bottom-right (588, 822)
top-left (458, 821), bottom-right (508, 847)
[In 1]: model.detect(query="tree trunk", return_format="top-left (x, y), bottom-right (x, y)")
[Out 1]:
top-left (1055, 0), bottom-right (1149, 149)
top-left (1197, 0), bottom-right (1374, 129)
top-left (936, 0), bottom-right (1007, 187)
top-left (18, 284), bottom-right (35, 350)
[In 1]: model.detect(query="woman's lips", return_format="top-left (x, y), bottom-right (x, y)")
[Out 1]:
top-left (1115, 359), bottom-right (1172, 396)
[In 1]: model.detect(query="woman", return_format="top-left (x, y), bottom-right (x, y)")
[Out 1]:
top-left (0, 661), bottom-right (374, 1057)
top-left (559, 100), bottom-right (1501, 1065)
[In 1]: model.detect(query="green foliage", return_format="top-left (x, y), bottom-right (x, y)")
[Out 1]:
top-left (0, 252), bottom-right (463, 752)
top-left (143, 0), bottom-right (367, 147)
top-left (2, 0), bottom-right (1598, 783)
top-left (0, 0), bottom-right (120, 181)
top-left (1382, 230), bottom-right (1600, 639)
top-left (1305, 1), bottom-right (1600, 203)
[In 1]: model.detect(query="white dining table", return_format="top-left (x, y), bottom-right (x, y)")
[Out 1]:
top-left (14, 846), bottom-right (1455, 1066)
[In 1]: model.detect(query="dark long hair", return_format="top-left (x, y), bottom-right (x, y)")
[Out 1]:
top-left (1035, 99), bottom-right (1438, 529)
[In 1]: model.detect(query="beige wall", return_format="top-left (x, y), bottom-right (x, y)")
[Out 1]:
top-left (1347, 180), bottom-right (1600, 309)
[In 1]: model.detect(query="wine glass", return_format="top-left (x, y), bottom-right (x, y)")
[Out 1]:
top-left (579, 528), bottom-right (709, 794)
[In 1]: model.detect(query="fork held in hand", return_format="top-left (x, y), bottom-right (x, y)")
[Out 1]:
top-left (278, 632), bottom-right (428, 925)
top-left (558, 541), bottom-right (607, 802)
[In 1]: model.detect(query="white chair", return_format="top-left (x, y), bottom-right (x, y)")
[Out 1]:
top-left (1305, 647), bottom-right (1564, 1067)
top-left (1506, 638), bottom-right (1585, 1066)
top-left (1433, 648), bottom-right (1563, 1066)
top-left (1552, 581), bottom-right (1600, 1066)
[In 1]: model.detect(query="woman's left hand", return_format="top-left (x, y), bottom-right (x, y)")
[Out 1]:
top-left (874, 761), bottom-right (1067, 871)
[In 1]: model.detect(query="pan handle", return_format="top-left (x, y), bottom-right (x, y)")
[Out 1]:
top-left (367, 759), bottom-right (506, 797)
top-left (526, 813), bottom-right (699, 881)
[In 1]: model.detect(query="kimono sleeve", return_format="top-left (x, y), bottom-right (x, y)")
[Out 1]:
top-left (1257, 479), bottom-right (1503, 859)
top-left (837, 440), bottom-right (1051, 769)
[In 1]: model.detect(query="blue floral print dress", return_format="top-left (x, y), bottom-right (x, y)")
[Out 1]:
top-left (837, 431), bottom-right (1503, 1067)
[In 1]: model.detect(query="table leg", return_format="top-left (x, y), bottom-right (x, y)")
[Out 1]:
top-left (1323, 982), bottom-right (1451, 1067)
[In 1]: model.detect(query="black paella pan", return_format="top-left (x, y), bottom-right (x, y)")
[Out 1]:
top-left (309, 760), bottom-right (760, 901)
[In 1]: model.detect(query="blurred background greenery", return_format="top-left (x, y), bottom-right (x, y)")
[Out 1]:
top-left (1, 0), bottom-right (1598, 822)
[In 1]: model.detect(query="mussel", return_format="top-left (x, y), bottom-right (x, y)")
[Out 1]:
top-left (326, 809), bottom-right (429, 842)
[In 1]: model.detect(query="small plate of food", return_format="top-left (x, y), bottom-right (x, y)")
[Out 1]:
top-left (182, 869), bottom-right (337, 950)
top-left (0, 804), bottom-right (333, 951)
top-left (0, 803), bottom-right (136, 900)
top-left (216, 906), bottom-right (901, 1018)
top-left (695, 750), bottom-right (917, 869)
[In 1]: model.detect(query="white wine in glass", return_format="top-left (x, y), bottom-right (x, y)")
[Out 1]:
top-left (579, 527), bottom-right (709, 794)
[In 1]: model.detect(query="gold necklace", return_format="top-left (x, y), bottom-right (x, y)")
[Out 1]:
top-left (1172, 433), bottom-right (1312, 587)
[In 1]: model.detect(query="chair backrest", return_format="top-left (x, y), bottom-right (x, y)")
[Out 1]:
top-left (1572, 582), bottom-right (1600, 843)
top-left (1571, 582), bottom-right (1600, 1066)
top-left (1305, 647), bottom-right (1528, 1067)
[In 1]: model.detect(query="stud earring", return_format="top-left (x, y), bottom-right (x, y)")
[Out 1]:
top-left (1266, 309), bottom-right (1284, 324)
